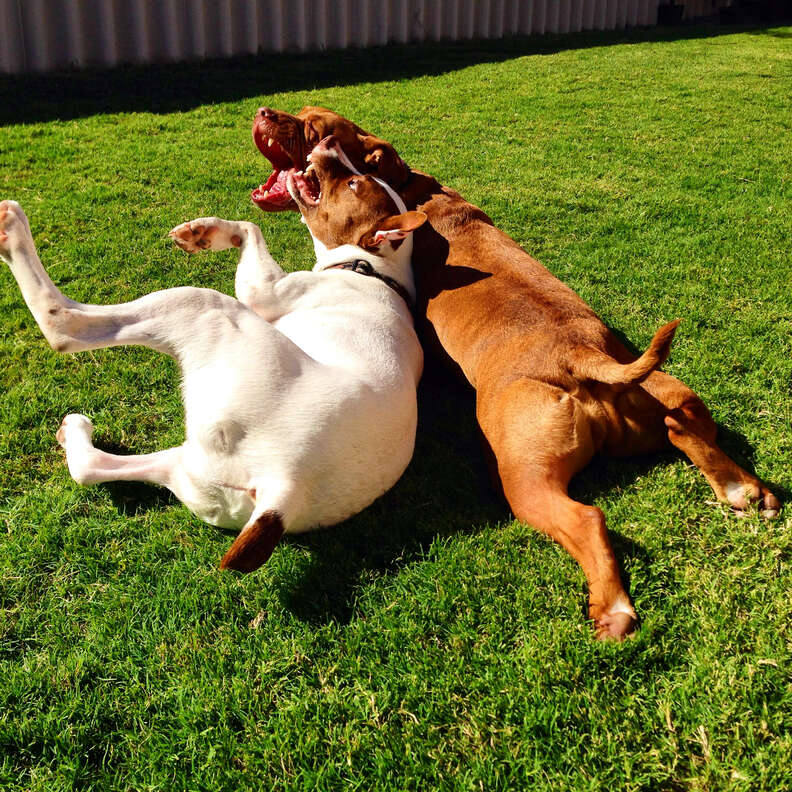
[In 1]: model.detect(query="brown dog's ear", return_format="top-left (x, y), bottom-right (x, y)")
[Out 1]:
top-left (357, 134), bottom-right (410, 187)
top-left (370, 211), bottom-right (427, 247)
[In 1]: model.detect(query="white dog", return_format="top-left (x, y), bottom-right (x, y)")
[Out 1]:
top-left (0, 137), bottom-right (426, 571)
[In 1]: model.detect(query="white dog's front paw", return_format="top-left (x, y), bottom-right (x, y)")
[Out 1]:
top-left (0, 200), bottom-right (33, 264)
top-left (169, 217), bottom-right (249, 254)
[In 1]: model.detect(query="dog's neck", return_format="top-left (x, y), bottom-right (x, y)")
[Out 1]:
top-left (309, 233), bottom-right (416, 305)
top-left (306, 151), bottom-right (416, 304)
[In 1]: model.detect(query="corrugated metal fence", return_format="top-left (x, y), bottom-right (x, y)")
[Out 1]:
top-left (0, 0), bottom-right (724, 74)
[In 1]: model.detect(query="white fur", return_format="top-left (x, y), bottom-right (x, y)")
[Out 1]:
top-left (0, 200), bottom-right (422, 553)
top-left (605, 593), bottom-right (637, 619)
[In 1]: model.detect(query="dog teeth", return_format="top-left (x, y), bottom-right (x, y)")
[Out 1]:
top-left (305, 163), bottom-right (315, 175)
top-left (267, 137), bottom-right (275, 148)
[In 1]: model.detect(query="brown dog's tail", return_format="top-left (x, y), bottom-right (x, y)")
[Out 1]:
top-left (569, 319), bottom-right (681, 386)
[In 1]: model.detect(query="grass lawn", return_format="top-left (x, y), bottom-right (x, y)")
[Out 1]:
top-left (1, 22), bottom-right (792, 792)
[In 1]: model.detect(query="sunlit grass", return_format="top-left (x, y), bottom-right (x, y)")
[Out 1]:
top-left (1, 23), bottom-right (791, 792)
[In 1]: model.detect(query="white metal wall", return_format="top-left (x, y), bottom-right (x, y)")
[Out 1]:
top-left (0, 0), bottom-right (715, 75)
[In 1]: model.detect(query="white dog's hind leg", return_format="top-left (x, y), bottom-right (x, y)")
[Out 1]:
top-left (56, 413), bottom-right (181, 490)
top-left (0, 201), bottom-right (253, 358)
top-left (0, 200), bottom-right (81, 351)
top-left (169, 217), bottom-right (286, 317)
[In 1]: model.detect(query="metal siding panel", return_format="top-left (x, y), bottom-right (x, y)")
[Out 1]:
top-left (0, 0), bottom-right (25, 73)
top-left (1, 0), bottom-right (673, 74)
top-left (428, 0), bottom-right (443, 40)
top-left (460, 0), bottom-right (475, 37)
top-left (518, 0), bottom-right (534, 33)
top-left (546, 0), bottom-right (560, 32)
top-left (605, 0), bottom-right (618, 29)
top-left (225, 0), bottom-right (252, 55)
top-left (582, 0), bottom-right (596, 29)
top-left (371, 0), bottom-right (390, 44)
top-left (442, 0), bottom-right (460, 39)
top-left (473, 0), bottom-right (490, 38)
top-left (328, 0), bottom-right (349, 49)
top-left (408, 0), bottom-right (425, 42)
top-left (347, 0), bottom-right (368, 47)
top-left (490, 0), bottom-right (504, 38)
top-left (391, 0), bottom-right (409, 42)
top-left (557, 0), bottom-right (570, 33)
top-left (502, 0), bottom-right (518, 34)
top-left (532, 0), bottom-right (547, 34)
top-left (570, 0), bottom-right (585, 31)
top-left (19, 0), bottom-right (48, 71)
top-left (287, 0), bottom-right (308, 51)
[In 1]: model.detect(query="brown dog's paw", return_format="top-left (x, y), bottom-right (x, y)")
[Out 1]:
top-left (590, 595), bottom-right (638, 641)
top-left (724, 479), bottom-right (781, 519)
top-left (594, 611), bottom-right (638, 641)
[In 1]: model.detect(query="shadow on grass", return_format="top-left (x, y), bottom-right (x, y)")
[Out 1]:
top-left (103, 479), bottom-right (176, 516)
top-left (1, 22), bottom-right (787, 125)
top-left (89, 348), bottom-right (783, 629)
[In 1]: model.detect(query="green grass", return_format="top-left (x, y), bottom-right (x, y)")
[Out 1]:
top-left (2, 23), bottom-right (792, 792)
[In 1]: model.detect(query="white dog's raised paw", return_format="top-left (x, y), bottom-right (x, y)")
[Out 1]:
top-left (56, 413), bottom-right (95, 449)
top-left (169, 218), bottom-right (245, 254)
top-left (0, 200), bottom-right (32, 262)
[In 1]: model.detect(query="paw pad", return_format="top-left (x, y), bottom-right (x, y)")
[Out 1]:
top-left (169, 222), bottom-right (219, 253)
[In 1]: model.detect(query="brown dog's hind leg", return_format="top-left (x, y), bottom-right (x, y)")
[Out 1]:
top-left (514, 481), bottom-right (637, 640)
top-left (478, 379), bottom-right (637, 640)
top-left (641, 372), bottom-right (780, 517)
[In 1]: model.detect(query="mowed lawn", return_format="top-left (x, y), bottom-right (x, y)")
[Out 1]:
top-left (1, 23), bottom-right (791, 792)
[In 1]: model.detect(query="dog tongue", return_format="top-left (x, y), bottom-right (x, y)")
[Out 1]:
top-left (251, 168), bottom-right (294, 211)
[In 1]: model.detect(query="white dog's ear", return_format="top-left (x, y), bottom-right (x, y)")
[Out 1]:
top-left (372, 211), bottom-right (427, 246)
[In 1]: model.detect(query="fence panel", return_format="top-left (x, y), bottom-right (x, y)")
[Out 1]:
top-left (0, 0), bottom-right (710, 74)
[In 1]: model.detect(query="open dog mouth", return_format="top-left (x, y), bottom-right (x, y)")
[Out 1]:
top-left (251, 135), bottom-right (297, 211)
top-left (286, 163), bottom-right (320, 208)
top-left (251, 122), bottom-right (310, 212)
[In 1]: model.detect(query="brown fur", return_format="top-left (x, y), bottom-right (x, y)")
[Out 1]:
top-left (252, 107), bottom-right (780, 639)
top-left (220, 510), bottom-right (285, 572)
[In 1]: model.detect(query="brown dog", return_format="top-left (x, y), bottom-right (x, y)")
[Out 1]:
top-left (250, 106), bottom-right (780, 639)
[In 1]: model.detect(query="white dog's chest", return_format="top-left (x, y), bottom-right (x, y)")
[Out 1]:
top-left (271, 274), bottom-right (419, 379)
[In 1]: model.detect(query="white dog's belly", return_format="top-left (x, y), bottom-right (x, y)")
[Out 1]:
top-left (180, 369), bottom-right (418, 533)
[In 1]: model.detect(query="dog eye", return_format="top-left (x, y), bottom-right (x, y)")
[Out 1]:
top-left (348, 178), bottom-right (359, 192)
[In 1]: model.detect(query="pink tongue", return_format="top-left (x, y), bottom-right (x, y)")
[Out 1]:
top-left (269, 169), bottom-right (290, 199)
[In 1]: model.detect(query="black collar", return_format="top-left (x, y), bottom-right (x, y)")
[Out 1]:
top-left (324, 259), bottom-right (413, 309)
